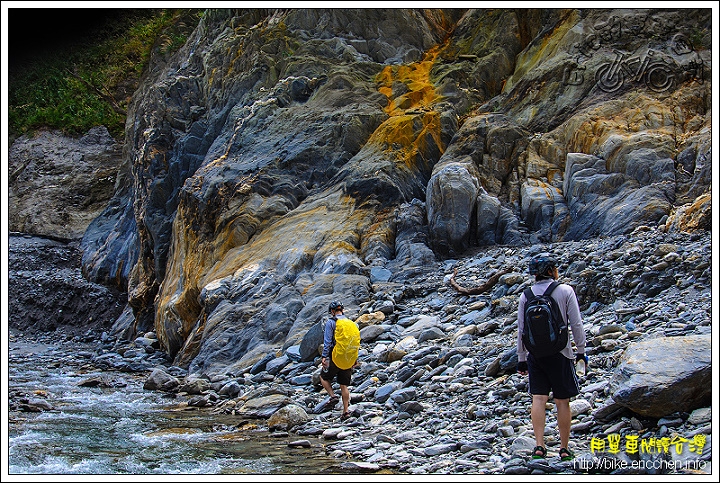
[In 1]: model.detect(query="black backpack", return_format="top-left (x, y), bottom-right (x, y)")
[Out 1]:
top-left (521, 281), bottom-right (568, 358)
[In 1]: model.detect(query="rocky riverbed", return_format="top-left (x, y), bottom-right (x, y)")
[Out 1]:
top-left (6, 227), bottom-right (713, 475)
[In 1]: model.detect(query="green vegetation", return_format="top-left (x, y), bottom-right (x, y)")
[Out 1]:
top-left (8, 9), bottom-right (203, 140)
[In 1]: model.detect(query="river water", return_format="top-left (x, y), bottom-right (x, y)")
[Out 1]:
top-left (5, 335), bottom-right (357, 477)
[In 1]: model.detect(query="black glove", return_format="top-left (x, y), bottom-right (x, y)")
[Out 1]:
top-left (517, 361), bottom-right (528, 373)
top-left (575, 353), bottom-right (588, 364)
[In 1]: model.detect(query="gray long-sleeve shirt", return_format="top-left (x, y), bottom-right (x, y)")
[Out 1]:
top-left (516, 278), bottom-right (586, 362)
top-left (321, 316), bottom-right (337, 359)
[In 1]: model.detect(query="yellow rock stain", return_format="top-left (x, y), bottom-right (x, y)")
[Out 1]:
top-left (155, 190), bottom-right (374, 349)
top-left (374, 44), bottom-right (447, 169)
top-left (376, 44), bottom-right (443, 117)
top-left (201, 192), bottom-right (370, 284)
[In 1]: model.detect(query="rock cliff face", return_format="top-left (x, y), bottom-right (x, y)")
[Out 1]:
top-left (75, 8), bottom-right (711, 375)
top-left (9, 126), bottom-right (122, 241)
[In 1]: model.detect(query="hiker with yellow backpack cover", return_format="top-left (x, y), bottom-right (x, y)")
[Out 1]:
top-left (320, 301), bottom-right (361, 420)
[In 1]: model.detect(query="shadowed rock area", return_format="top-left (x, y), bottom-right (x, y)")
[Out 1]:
top-left (7, 234), bottom-right (127, 338)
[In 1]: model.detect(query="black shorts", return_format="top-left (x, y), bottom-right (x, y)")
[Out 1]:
top-left (527, 352), bottom-right (579, 399)
top-left (320, 357), bottom-right (352, 386)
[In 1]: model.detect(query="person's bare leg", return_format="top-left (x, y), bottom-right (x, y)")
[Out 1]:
top-left (340, 384), bottom-right (350, 414)
top-left (531, 394), bottom-right (549, 449)
top-left (320, 378), bottom-right (336, 400)
top-left (555, 398), bottom-right (571, 449)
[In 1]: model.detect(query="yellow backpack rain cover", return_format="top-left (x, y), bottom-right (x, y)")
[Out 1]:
top-left (332, 317), bottom-right (360, 370)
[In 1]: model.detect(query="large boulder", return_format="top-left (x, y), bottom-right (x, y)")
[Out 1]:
top-left (235, 394), bottom-right (294, 419)
top-left (299, 321), bottom-right (325, 362)
top-left (267, 404), bottom-right (310, 430)
top-left (607, 334), bottom-right (712, 418)
top-left (426, 162), bottom-right (480, 255)
top-left (143, 368), bottom-right (181, 392)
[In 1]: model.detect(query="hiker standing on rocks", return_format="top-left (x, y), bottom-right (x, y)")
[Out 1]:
top-left (320, 301), bottom-right (360, 421)
top-left (516, 253), bottom-right (587, 462)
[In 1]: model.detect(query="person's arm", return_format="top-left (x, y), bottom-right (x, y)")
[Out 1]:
top-left (516, 292), bottom-right (528, 363)
top-left (321, 318), bottom-right (335, 359)
top-left (563, 285), bottom-right (586, 355)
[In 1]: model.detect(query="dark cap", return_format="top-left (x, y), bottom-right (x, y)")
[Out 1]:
top-left (528, 253), bottom-right (558, 275)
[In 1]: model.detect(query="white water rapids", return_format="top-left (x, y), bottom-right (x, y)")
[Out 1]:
top-left (5, 335), bottom-right (344, 477)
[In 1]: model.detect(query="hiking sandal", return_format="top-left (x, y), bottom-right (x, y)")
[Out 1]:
top-left (531, 446), bottom-right (547, 459)
top-left (559, 447), bottom-right (574, 461)
top-left (340, 411), bottom-right (351, 421)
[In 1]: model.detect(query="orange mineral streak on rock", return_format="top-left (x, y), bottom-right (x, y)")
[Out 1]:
top-left (203, 193), bottom-right (370, 283)
top-left (374, 44), bottom-right (447, 169)
top-left (368, 112), bottom-right (443, 171)
top-left (377, 44), bottom-right (443, 117)
top-left (665, 191), bottom-right (712, 232)
top-left (153, 219), bottom-right (208, 350)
